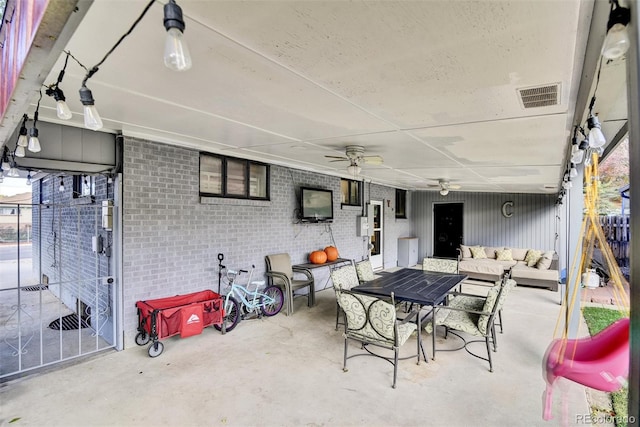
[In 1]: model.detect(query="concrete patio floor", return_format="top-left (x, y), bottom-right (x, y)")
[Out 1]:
top-left (0, 281), bottom-right (591, 427)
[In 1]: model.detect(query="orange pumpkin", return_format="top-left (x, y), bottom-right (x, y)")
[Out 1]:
top-left (324, 246), bottom-right (339, 262)
top-left (309, 250), bottom-right (327, 264)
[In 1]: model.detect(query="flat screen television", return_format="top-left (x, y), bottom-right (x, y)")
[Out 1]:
top-left (299, 187), bottom-right (334, 223)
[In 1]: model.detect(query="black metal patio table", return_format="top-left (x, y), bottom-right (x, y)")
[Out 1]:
top-left (352, 268), bottom-right (468, 363)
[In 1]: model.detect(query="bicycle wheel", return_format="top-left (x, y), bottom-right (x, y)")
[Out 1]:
top-left (214, 296), bottom-right (241, 332)
top-left (260, 285), bottom-right (284, 316)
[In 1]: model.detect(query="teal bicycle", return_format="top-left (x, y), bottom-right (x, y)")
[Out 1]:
top-left (214, 265), bottom-right (284, 332)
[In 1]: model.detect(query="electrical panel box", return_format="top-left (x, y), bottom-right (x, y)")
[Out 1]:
top-left (356, 216), bottom-right (371, 236)
top-left (102, 200), bottom-right (113, 230)
top-left (92, 235), bottom-right (103, 253)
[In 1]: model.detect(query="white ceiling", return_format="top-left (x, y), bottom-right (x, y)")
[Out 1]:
top-left (26, 0), bottom-right (628, 193)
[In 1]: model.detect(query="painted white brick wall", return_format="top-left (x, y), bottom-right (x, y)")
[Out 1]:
top-left (122, 137), bottom-right (411, 346)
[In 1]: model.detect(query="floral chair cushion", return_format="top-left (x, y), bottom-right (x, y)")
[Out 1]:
top-left (477, 284), bottom-right (501, 334)
top-left (355, 260), bottom-right (376, 282)
top-left (422, 258), bottom-right (458, 273)
top-left (426, 279), bottom-right (509, 336)
top-left (337, 291), bottom-right (416, 347)
top-left (330, 265), bottom-right (360, 291)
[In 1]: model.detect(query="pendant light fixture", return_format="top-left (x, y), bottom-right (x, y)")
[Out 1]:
top-left (79, 84), bottom-right (104, 130)
top-left (1, 147), bottom-right (10, 172)
top-left (569, 163), bottom-right (578, 178)
top-left (17, 115), bottom-right (28, 148)
top-left (8, 161), bottom-right (20, 177)
top-left (14, 115), bottom-right (28, 157)
top-left (59, 177), bottom-right (65, 193)
top-left (602, 0), bottom-right (631, 60)
top-left (587, 113), bottom-right (606, 148)
top-left (347, 164), bottom-right (361, 176)
top-left (28, 91), bottom-right (42, 153)
top-left (46, 53), bottom-right (73, 120)
top-left (164, 0), bottom-right (192, 71)
top-left (51, 87), bottom-right (72, 120)
top-left (585, 96), bottom-right (606, 149)
top-left (26, 172), bottom-right (32, 185)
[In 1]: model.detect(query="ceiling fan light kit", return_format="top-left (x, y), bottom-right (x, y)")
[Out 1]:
top-left (325, 145), bottom-right (383, 176)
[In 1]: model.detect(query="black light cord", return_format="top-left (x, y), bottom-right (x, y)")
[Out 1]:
top-left (63, 50), bottom-right (89, 72)
top-left (82, 0), bottom-right (156, 86)
top-left (33, 88), bottom-right (42, 126)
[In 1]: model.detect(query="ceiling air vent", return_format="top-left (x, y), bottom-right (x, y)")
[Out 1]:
top-left (518, 83), bottom-right (561, 109)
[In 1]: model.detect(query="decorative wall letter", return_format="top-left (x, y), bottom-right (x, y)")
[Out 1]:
top-left (502, 201), bottom-right (514, 218)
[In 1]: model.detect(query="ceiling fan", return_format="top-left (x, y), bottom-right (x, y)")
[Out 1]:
top-left (324, 145), bottom-right (383, 176)
top-left (427, 179), bottom-right (461, 196)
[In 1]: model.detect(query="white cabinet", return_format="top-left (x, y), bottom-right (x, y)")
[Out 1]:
top-left (397, 237), bottom-right (418, 267)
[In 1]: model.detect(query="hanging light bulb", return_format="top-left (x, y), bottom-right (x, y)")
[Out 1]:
top-left (569, 163), bottom-right (578, 178)
top-left (163, 0), bottom-right (192, 71)
top-left (439, 188), bottom-right (449, 196)
top-left (79, 85), bottom-right (103, 130)
top-left (14, 145), bottom-right (25, 158)
top-left (602, 2), bottom-right (631, 60)
top-left (59, 177), bottom-right (65, 192)
top-left (52, 87), bottom-right (72, 120)
top-left (17, 116), bottom-right (28, 147)
top-left (587, 114), bottom-right (606, 148)
top-left (26, 172), bottom-right (32, 185)
top-left (46, 54), bottom-right (73, 120)
top-left (28, 127), bottom-right (41, 153)
top-left (8, 163), bottom-right (20, 177)
top-left (571, 144), bottom-right (584, 164)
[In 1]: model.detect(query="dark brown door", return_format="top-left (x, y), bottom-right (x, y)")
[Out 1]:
top-left (433, 203), bottom-right (463, 258)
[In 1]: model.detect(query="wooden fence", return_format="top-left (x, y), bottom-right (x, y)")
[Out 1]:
top-left (599, 215), bottom-right (630, 276)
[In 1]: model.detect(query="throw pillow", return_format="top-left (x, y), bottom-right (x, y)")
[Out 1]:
top-left (536, 251), bottom-right (555, 270)
top-left (495, 248), bottom-right (513, 261)
top-left (459, 244), bottom-right (472, 259)
top-left (524, 249), bottom-right (543, 267)
top-left (483, 246), bottom-right (500, 259)
top-left (470, 246), bottom-right (487, 259)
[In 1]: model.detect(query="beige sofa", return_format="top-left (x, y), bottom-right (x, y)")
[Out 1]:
top-left (457, 245), bottom-right (559, 291)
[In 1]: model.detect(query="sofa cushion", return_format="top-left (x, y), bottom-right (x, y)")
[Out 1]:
top-left (495, 248), bottom-right (513, 261)
top-left (495, 259), bottom-right (518, 269)
top-left (460, 244), bottom-right (472, 259)
top-left (510, 247), bottom-right (529, 261)
top-left (459, 259), bottom-right (505, 276)
top-left (536, 251), bottom-right (555, 270)
top-left (470, 246), bottom-right (487, 259)
top-left (510, 263), bottom-right (559, 281)
top-left (524, 249), bottom-right (543, 267)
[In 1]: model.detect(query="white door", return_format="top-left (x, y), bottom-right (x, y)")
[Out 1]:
top-left (369, 200), bottom-right (384, 270)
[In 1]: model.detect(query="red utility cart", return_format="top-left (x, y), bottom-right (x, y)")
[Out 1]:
top-left (135, 290), bottom-right (225, 357)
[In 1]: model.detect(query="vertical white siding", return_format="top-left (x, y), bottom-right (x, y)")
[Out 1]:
top-left (411, 191), bottom-right (561, 258)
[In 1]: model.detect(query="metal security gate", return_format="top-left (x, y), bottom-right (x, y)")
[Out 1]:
top-left (0, 200), bottom-right (118, 379)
